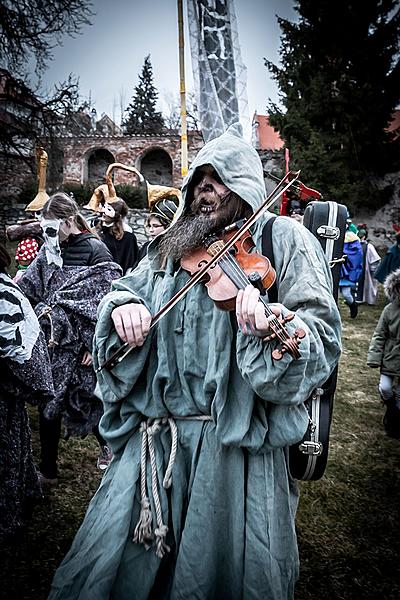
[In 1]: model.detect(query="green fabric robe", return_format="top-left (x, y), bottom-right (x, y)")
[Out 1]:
top-left (49, 124), bottom-right (341, 600)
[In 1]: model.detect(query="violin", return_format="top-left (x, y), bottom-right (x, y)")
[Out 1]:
top-left (181, 225), bottom-right (275, 310)
top-left (97, 170), bottom-right (303, 372)
top-left (181, 225), bottom-right (306, 360)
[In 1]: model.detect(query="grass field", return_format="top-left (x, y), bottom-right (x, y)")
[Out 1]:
top-left (1, 294), bottom-right (399, 600)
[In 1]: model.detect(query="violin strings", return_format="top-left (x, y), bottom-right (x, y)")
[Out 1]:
top-left (207, 242), bottom-right (289, 343)
top-left (221, 252), bottom-right (290, 343)
top-left (218, 252), bottom-right (290, 344)
top-left (222, 255), bottom-right (288, 344)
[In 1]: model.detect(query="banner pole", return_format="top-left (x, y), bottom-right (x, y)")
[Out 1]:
top-left (177, 0), bottom-right (188, 177)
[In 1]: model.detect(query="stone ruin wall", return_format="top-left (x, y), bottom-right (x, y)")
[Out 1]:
top-left (61, 132), bottom-right (203, 188)
top-left (0, 131), bottom-right (204, 242)
top-left (353, 172), bottom-right (400, 253)
top-left (1, 139), bottom-right (399, 254)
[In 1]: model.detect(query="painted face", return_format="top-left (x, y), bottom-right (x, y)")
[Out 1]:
top-left (145, 217), bottom-right (165, 239)
top-left (190, 171), bottom-right (231, 222)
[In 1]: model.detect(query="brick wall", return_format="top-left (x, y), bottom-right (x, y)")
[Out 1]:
top-left (61, 131), bottom-right (204, 188)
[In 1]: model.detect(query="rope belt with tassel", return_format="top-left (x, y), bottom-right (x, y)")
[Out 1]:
top-left (132, 415), bottom-right (212, 558)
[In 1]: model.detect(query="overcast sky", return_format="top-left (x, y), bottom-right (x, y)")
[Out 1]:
top-left (38, 0), bottom-right (297, 124)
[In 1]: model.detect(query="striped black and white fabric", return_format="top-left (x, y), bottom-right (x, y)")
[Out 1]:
top-left (0, 273), bottom-right (40, 363)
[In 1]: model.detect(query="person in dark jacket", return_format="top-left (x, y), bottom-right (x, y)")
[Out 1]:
top-left (374, 232), bottom-right (400, 284)
top-left (99, 198), bottom-right (139, 274)
top-left (367, 267), bottom-right (400, 438)
top-left (19, 193), bottom-right (121, 487)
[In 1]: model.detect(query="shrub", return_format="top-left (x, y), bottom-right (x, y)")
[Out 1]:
top-left (59, 182), bottom-right (147, 209)
top-left (114, 184), bottom-right (147, 209)
top-left (60, 182), bottom-right (96, 206)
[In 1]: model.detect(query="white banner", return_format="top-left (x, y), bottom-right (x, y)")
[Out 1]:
top-left (187, 0), bottom-right (251, 142)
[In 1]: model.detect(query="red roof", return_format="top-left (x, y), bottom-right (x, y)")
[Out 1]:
top-left (252, 113), bottom-right (284, 150)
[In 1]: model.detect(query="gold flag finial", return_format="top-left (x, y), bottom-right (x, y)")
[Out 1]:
top-left (25, 147), bottom-right (50, 212)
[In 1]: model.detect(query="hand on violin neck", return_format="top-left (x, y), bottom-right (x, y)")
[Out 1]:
top-left (111, 303), bottom-right (152, 347)
top-left (235, 286), bottom-right (281, 338)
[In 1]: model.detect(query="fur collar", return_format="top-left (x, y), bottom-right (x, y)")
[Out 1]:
top-left (384, 267), bottom-right (400, 303)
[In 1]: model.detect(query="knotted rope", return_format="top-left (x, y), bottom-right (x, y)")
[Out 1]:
top-left (132, 415), bottom-right (212, 558)
top-left (37, 305), bottom-right (58, 348)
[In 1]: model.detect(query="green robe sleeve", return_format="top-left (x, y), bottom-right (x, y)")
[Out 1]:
top-left (234, 218), bottom-right (341, 447)
top-left (236, 218), bottom-right (341, 401)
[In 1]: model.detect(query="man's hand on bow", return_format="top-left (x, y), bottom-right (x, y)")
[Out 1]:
top-left (111, 304), bottom-right (152, 347)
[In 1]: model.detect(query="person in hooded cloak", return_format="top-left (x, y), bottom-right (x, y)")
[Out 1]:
top-left (354, 226), bottom-right (380, 305)
top-left (48, 124), bottom-right (341, 600)
top-left (18, 193), bottom-right (122, 483)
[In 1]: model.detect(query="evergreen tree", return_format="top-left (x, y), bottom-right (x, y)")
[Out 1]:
top-left (124, 55), bottom-right (165, 135)
top-left (265, 0), bottom-right (400, 209)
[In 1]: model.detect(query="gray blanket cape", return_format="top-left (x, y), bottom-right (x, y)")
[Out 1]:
top-left (19, 251), bottom-right (121, 436)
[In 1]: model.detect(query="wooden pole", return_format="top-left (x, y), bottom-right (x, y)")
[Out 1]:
top-left (177, 0), bottom-right (188, 177)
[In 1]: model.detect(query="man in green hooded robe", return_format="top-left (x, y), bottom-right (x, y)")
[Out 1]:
top-left (49, 124), bottom-right (341, 600)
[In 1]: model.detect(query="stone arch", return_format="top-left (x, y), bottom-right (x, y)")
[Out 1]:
top-left (84, 148), bottom-right (115, 184)
top-left (138, 147), bottom-right (173, 185)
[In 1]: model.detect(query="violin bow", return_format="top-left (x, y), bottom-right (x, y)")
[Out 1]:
top-left (264, 171), bottom-right (322, 202)
top-left (97, 170), bottom-right (301, 372)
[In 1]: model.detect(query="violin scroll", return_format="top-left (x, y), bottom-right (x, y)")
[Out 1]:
top-left (262, 312), bottom-right (306, 360)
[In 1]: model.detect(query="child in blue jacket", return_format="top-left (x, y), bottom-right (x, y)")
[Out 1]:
top-left (339, 230), bottom-right (363, 318)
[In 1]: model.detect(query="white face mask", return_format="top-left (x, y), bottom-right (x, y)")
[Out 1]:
top-left (101, 203), bottom-right (116, 227)
top-left (103, 203), bottom-right (116, 218)
top-left (40, 218), bottom-right (63, 267)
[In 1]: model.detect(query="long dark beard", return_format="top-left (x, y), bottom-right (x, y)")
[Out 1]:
top-left (158, 191), bottom-right (250, 265)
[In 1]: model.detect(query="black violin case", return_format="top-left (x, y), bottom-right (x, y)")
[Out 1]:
top-left (263, 200), bottom-right (347, 480)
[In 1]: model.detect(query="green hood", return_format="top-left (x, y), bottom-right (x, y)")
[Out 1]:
top-left (179, 122), bottom-right (266, 217)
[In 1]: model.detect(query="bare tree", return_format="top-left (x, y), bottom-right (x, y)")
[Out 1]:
top-left (186, 90), bottom-right (201, 133)
top-left (118, 86), bottom-right (127, 128)
top-left (0, 0), bottom-right (94, 77)
top-left (0, 72), bottom-right (82, 191)
top-left (162, 90), bottom-right (201, 133)
top-left (162, 91), bottom-right (181, 130)
top-left (0, 0), bottom-right (94, 191)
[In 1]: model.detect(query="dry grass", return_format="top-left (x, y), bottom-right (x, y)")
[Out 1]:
top-left (1, 292), bottom-right (399, 599)
top-left (296, 295), bottom-right (400, 600)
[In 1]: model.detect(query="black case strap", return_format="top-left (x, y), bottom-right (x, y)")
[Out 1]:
top-left (262, 217), bottom-right (278, 303)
